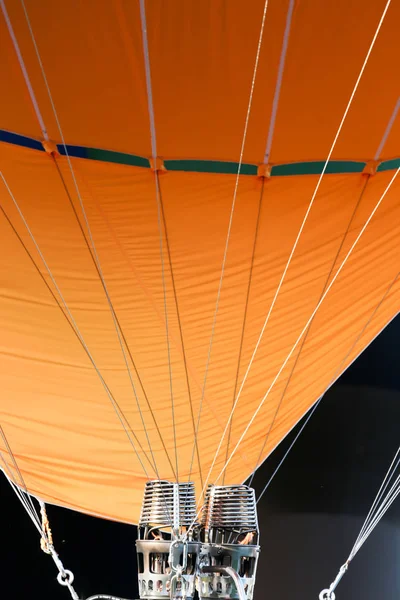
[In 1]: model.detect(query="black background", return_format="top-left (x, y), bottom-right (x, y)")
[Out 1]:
top-left (2, 315), bottom-right (400, 600)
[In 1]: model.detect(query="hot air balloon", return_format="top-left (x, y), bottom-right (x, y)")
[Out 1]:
top-left (0, 1), bottom-right (399, 599)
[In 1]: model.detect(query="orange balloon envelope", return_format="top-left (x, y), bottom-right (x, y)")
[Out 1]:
top-left (0, 0), bottom-right (399, 523)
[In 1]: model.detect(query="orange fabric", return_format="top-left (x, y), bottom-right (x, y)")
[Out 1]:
top-left (0, 141), bottom-right (399, 522)
top-left (0, 0), bottom-right (399, 162)
top-left (1, 0), bottom-right (400, 523)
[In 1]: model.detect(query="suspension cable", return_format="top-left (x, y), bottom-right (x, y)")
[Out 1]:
top-left (19, 0), bottom-right (170, 481)
top-left (18, 0), bottom-right (180, 528)
top-left (0, 452), bottom-right (44, 538)
top-left (248, 175), bottom-right (370, 489)
top-left (158, 176), bottom-right (203, 489)
top-left (255, 270), bottom-right (399, 502)
top-left (351, 448), bottom-right (400, 554)
top-left (1, 0), bottom-right (184, 527)
top-left (139, 0), bottom-right (179, 483)
top-left (0, 170), bottom-right (152, 479)
top-left (188, 0), bottom-right (270, 497)
top-left (199, 0), bottom-right (392, 500)
top-left (53, 158), bottom-right (161, 479)
top-left (1, 458), bottom-right (135, 600)
top-left (223, 179), bottom-right (266, 485)
top-left (214, 165), bottom-right (400, 486)
top-left (320, 436), bottom-right (400, 599)
top-left (0, 428), bottom-right (79, 599)
top-left (184, 165), bottom-right (400, 539)
top-left (0, 424), bottom-right (40, 520)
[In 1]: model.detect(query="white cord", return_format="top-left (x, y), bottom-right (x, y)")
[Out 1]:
top-left (0, 425), bottom-right (40, 521)
top-left (350, 471), bottom-right (400, 557)
top-left (20, 0), bottom-right (160, 480)
top-left (0, 455), bottom-right (79, 599)
top-left (215, 165), bottom-right (399, 484)
top-left (351, 445), bottom-right (400, 553)
top-left (201, 0), bottom-right (393, 500)
top-left (321, 357), bottom-right (400, 598)
top-left (321, 470), bottom-right (400, 600)
top-left (139, 0), bottom-right (179, 481)
top-left (0, 455), bottom-right (43, 537)
top-left (0, 170), bottom-right (151, 478)
top-left (256, 270), bottom-right (399, 502)
top-left (192, 0), bottom-right (270, 497)
top-left (185, 165), bottom-right (400, 541)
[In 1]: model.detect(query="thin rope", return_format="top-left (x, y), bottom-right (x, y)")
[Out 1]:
top-left (263, 0), bottom-right (295, 163)
top-left (52, 158), bottom-right (177, 480)
top-left (248, 175), bottom-right (370, 488)
top-left (203, 0), bottom-right (393, 497)
top-left (15, 0), bottom-right (178, 527)
top-left (0, 437), bottom-right (42, 533)
top-left (322, 417), bottom-right (400, 598)
top-left (37, 499), bottom-right (79, 600)
top-left (156, 171), bottom-right (179, 482)
top-left (0, 439), bottom-right (79, 599)
top-left (351, 477), bottom-right (400, 556)
top-left (0, 196), bottom-right (153, 477)
top-left (1, 179), bottom-right (173, 529)
top-left (349, 421), bottom-right (400, 558)
top-left (17, 1), bottom-right (182, 493)
top-left (0, 172), bottom-right (152, 479)
top-left (198, 1), bottom-right (393, 499)
top-left (256, 270), bottom-right (399, 502)
top-left (139, 0), bottom-right (157, 160)
top-left (253, 80), bottom-right (400, 495)
top-left (157, 180), bottom-right (203, 488)
top-left (19, 0), bottom-right (173, 481)
top-left (352, 470), bottom-right (400, 555)
top-left (223, 179), bottom-right (266, 484)
top-left (0, 450), bottom-right (44, 538)
top-left (53, 160), bottom-right (159, 474)
top-left (352, 446), bottom-right (400, 550)
top-left (210, 165), bottom-right (400, 493)
top-left (190, 0), bottom-right (270, 501)
top-left (256, 401), bottom-right (321, 500)
top-left (39, 499), bottom-right (54, 554)
top-left (374, 96), bottom-right (400, 161)
top-left (0, 424), bottom-right (40, 520)
top-left (0, 0), bottom-right (48, 140)
top-left (361, 482), bottom-right (400, 541)
top-left (139, 0), bottom-right (178, 482)
top-left (0, 455), bottom-right (46, 538)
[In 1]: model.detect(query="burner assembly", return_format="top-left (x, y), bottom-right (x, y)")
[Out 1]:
top-left (136, 481), bottom-right (260, 600)
top-left (136, 480), bottom-right (199, 599)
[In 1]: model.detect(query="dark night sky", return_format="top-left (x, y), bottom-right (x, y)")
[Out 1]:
top-left (2, 314), bottom-right (400, 600)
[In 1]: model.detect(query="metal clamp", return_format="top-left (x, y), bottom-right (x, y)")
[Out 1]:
top-left (168, 539), bottom-right (189, 599)
top-left (319, 590), bottom-right (335, 600)
top-left (57, 569), bottom-right (75, 586)
top-left (319, 563), bottom-right (348, 600)
top-left (169, 539), bottom-right (188, 572)
top-left (170, 571), bottom-right (187, 599)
